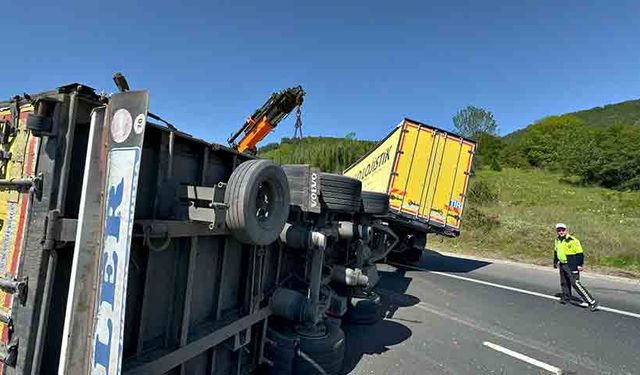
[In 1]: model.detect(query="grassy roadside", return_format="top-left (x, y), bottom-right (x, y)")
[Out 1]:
top-left (429, 168), bottom-right (640, 278)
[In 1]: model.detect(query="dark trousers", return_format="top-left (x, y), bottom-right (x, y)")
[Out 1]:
top-left (559, 263), bottom-right (596, 305)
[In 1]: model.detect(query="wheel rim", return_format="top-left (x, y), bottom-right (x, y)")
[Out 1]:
top-left (255, 181), bottom-right (276, 222)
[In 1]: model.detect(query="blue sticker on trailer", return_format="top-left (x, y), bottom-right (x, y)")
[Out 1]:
top-left (91, 147), bottom-right (141, 375)
top-left (449, 199), bottom-right (462, 210)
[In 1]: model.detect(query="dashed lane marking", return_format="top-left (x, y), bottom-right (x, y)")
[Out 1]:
top-left (483, 341), bottom-right (563, 374)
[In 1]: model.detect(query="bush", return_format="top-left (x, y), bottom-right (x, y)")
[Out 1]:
top-left (467, 180), bottom-right (498, 205)
top-left (619, 176), bottom-right (640, 191)
top-left (519, 115), bottom-right (587, 170)
top-left (464, 207), bottom-right (500, 231)
top-left (566, 125), bottom-right (640, 190)
top-left (474, 132), bottom-right (504, 170)
top-left (500, 143), bottom-right (529, 168)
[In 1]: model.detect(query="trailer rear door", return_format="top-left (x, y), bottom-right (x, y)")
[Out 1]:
top-left (389, 119), bottom-right (475, 234)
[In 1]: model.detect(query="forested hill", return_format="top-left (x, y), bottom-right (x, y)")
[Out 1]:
top-left (570, 99), bottom-right (640, 127)
top-left (259, 136), bottom-right (375, 173)
top-left (506, 98), bottom-right (640, 142)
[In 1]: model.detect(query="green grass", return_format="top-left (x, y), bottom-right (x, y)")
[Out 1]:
top-left (429, 168), bottom-right (640, 277)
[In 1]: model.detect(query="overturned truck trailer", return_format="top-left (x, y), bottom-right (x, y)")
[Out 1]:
top-left (0, 84), bottom-right (394, 374)
top-left (344, 118), bottom-right (476, 262)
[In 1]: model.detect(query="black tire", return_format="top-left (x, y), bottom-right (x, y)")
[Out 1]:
top-left (343, 290), bottom-right (382, 325)
top-left (403, 234), bottom-right (425, 263)
top-left (266, 326), bottom-right (298, 375)
top-left (224, 159), bottom-right (290, 245)
top-left (319, 173), bottom-right (361, 213)
top-left (404, 247), bottom-right (423, 263)
top-left (293, 323), bottom-right (345, 375)
top-left (360, 191), bottom-right (390, 215)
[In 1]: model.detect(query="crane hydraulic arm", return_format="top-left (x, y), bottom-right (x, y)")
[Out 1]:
top-left (228, 86), bottom-right (305, 153)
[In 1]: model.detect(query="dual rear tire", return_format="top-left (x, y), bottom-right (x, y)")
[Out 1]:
top-left (267, 322), bottom-right (345, 375)
top-left (343, 289), bottom-right (382, 325)
top-left (318, 173), bottom-right (362, 213)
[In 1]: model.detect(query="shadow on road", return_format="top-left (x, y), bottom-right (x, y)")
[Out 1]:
top-left (342, 252), bottom-right (491, 373)
top-left (341, 268), bottom-right (418, 374)
top-left (397, 249), bottom-right (492, 273)
top-left (377, 268), bottom-right (422, 321)
top-left (341, 319), bottom-right (413, 374)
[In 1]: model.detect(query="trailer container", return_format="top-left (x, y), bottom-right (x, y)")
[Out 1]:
top-left (0, 81), bottom-right (396, 375)
top-left (344, 118), bottom-right (476, 256)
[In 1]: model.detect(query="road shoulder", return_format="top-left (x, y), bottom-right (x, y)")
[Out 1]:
top-left (433, 250), bottom-right (640, 285)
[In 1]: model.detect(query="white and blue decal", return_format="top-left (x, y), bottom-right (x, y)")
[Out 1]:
top-left (91, 147), bottom-right (141, 375)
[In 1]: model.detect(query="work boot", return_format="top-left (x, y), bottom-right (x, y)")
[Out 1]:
top-left (589, 302), bottom-right (599, 312)
top-left (558, 296), bottom-right (569, 304)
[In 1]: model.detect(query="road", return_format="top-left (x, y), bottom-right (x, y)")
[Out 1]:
top-left (343, 250), bottom-right (640, 374)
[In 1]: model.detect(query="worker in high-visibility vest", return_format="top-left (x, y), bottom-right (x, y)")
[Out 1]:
top-left (553, 223), bottom-right (598, 311)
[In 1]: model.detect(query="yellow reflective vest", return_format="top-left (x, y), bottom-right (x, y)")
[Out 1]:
top-left (554, 235), bottom-right (583, 264)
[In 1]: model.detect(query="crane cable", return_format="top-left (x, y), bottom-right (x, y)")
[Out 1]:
top-left (293, 105), bottom-right (303, 141)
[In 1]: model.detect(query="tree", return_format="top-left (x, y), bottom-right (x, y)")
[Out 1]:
top-left (475, 132), bottom-right (504, 171)
top-left (452, 105), bottom-right (498, 139)
top-left (519, 115), bottom-right (586, 170)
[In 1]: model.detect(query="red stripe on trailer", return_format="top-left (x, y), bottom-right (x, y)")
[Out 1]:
top-left (1, 136), bottom-right (37, 345)
top-left (429, 216), bottom-right (445, 223)
top-left (9, 136), bottom-right (37, 274)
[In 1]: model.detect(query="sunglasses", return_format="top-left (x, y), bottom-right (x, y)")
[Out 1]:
top-left (556, 228), bottom-right (567, 232)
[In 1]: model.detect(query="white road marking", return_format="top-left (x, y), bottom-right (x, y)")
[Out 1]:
top-left (410, 301), bottom-right (614, 374)
top-left (387, 262), bottom-right (640, 320)
top-left (482, 341), bottom-right (563, 374)
top-left (596, 305), bottom-right (640, 319)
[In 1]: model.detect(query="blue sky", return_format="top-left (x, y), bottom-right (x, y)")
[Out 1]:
top-left (2, 1), bottom-right (639, 143)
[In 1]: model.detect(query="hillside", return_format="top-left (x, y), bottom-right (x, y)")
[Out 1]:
top-left (571, 99), bottom-right (640, 127)
top-left (505, 98), bottom-right (640, 142)
top-left (430, 168), bottom-right (640, 277)
top-left (259, 136), bottom-right (375, 173)
top-left (484, 102), bottom-right (640, 190)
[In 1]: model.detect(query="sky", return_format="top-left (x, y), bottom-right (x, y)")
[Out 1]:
top-left (2, 1), bottom-right (640, 144)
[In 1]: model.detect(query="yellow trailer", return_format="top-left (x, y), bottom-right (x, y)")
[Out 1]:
top-left (344, 118), bottom-right (475, 237)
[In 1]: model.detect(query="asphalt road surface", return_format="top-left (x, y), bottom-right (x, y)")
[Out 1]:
top-left (343, 251), bottom-right (640, 375)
